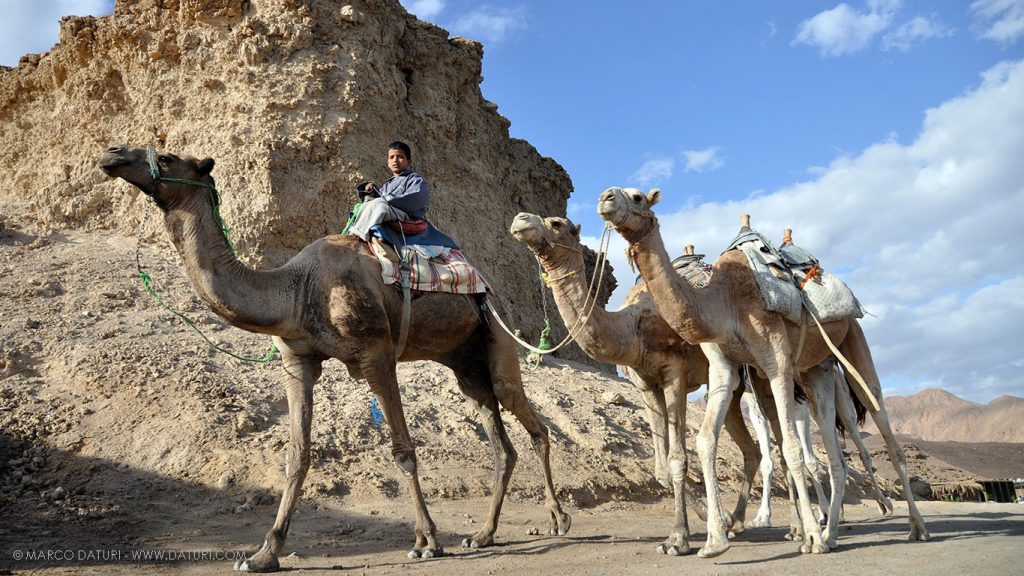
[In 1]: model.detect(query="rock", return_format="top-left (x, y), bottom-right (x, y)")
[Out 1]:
top-left (233, 503), bottom-right (252, 514)
top-left (601, 391), bottom-right (626, 405)
top-left (0, 0), bottom-right (612, 370)
top-left (51, 486), bottom-right (67, 500)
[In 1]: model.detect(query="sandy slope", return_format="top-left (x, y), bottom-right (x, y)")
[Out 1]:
top-left (2, 225), bottom-right (1022, 574)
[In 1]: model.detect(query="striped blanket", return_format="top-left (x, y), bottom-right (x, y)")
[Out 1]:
top-left (368, 242), bottom-right (491, 295)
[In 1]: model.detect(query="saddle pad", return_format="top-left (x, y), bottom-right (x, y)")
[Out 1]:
top-left (736, 242), bottom-right (804, 323)
top-left (671, 254), bottom-right (713, 288)
top-left (369, 242), bottom-right (491, 295)
top-left (797, 269), bottom-right (865, 322)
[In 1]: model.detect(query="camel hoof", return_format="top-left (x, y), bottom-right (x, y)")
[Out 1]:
top-left (421, 548), bottom-right (442, 559)
top-left (697, 542), bottom-right (730, 559)
top-left (667, 544), bottom-right (690, 556)
top-left (656, 544), bottom-right (666, 555)
top-left (785, 533), bottom-right (802, 542)
top-left (552, 511), bottom-right (572, 536)
top-left (746, 518), bottom-right (770, 529)
top-left (800, 541), bottom-right (829, 554)
top-left (462, 531), bottom-right (494, 549)
top-left (909, 528), bottom-right (930, 542)
top-left (234, 552), bottom-right (279, 573)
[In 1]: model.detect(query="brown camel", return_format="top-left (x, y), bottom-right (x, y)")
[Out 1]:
top-left (597, 187), bottom-right (928, 558)
top-left (509, 212), bottom-right (760, 556)
top-left (97, 146), bottom-right (571, 572)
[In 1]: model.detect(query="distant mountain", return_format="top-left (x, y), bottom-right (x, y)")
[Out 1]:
top-left (864, 389), bottom-right (1024, 443)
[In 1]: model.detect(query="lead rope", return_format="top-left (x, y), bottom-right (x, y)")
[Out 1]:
top-left (525, 257), bottom-right (555, 369)
top-left (135, 147), bottom-right (277, 364)
top-left (489, 222), bottom-right (614, 356)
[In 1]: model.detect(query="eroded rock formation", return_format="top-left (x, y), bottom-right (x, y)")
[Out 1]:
top-left (0, 0), bottom-right (614, 365)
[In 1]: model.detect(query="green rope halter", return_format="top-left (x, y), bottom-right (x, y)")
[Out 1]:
top-left (137, 145), bottom-right (277, 364)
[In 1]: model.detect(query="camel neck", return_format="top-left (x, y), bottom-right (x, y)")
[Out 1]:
top-left (540, 251), bottom-right (640, 366)
top-left (628, 222), bottom-right (717, 343)
top-left (163, 196), bottom-right (289, 334)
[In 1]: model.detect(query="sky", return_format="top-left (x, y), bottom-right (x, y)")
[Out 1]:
top-left (3, 1), bottom-right (1023, 404)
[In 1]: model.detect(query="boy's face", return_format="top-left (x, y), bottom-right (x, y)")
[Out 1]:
top-left (388, 148), bottom-right (410, 175)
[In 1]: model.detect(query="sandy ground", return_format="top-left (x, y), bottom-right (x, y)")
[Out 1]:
top-left (4, 498), bottom-right (1022, 575)
top-left (2, 227), bottom-right (1023, 576)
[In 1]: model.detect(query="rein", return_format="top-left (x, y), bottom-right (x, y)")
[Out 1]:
top-left (489, 222), bottom-right (614, 356)
top-left (135, 146), bottom-right (277, 364)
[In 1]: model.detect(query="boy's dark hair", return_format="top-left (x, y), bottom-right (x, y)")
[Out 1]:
top-left (388, 140), bottom-right (412, 160)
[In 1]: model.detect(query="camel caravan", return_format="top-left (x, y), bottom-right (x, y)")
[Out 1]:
top-left (98, 146), bottom-right (927, 571)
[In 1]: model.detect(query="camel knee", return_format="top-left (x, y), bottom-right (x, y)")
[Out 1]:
top-left (669, 457), bottom-right (687, 486)
top-left (393, 449), bottom-right (418, 477)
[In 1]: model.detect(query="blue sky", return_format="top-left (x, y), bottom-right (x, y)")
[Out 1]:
top-left (4, 1), bottom-right (1023, 403)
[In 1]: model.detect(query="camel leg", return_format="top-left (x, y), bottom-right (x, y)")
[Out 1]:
top-left (484, 323), bottom-right (571, 536)
top-left (834, 377), bottom-right (893, 516)
top-left (794, 403), bottom-right (828, 525)
top-left (694, 343), bottom-right (741, 559)
top-left (762, 347), bottom-right (828, 554)
top-left (236, 349), bottom-right (321, 573)
top-left (625, 367), bottom-right (672, 488)
top-left (803, 363), bottom-right (847, 550)
top-left (364, 357), bottom-right (443, 558)
top-left (654, 364), bottom-right (693, 556)
top-left (749, 374), bottom-right (804, 540)
top-left (449, 369), bottom-right (516, 549)
top-left (840, 322), bottom-right (928, 541)
top-left (743, 391), bottom-right (775, 529)
top-left (723, 383), bottom-right (758, 535)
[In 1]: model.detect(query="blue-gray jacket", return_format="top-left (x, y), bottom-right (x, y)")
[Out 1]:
top-left (380, 170), bottom-right (429, 220)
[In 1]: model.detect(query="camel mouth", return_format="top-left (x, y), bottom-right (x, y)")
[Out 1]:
top-left (97, 152), bottom-right (131, 175)
top-left (596, 199), bottom-right (620, 219)
top-left (509, 213), bottom-right (539, 237)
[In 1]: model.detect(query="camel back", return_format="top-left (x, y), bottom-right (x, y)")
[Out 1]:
top-left (724, 228), bottom-right (864, 323)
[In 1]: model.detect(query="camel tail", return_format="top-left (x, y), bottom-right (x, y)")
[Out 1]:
top-left (850, 380), bottom-right (868, 426)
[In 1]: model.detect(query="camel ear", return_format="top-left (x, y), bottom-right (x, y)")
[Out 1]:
top-left (573, 223), bottom-right (581, 237)
top-left (647, 188), bottom-right (661, 207)
top-left (198, 158), bottom-right (215, 175)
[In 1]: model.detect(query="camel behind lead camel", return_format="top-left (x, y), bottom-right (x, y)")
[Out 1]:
top-left (98, 146), bottom-right (571, 572)
top-left (508, 212), bottom-right (888, 553)
top-left (597, 186), bottom-right (928, 558)
top-left (509, 212), bottom-right (760, 556)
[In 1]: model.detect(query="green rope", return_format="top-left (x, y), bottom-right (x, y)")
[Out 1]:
top-left (538, 318), bottom-right (553, 350)
top-left (134, 173), bottom-right (276, 364)
top-left (138, 269), bottom-right (277, 364)
top-left (342, 202), bottom-right (363, 234)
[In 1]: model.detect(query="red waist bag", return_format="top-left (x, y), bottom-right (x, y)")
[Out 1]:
top-left (386, 220), bottom-right (429, 235)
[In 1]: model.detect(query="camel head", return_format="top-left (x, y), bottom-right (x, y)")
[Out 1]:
top-left (98, 145), bottom-right (216, 211)
top-left (597, 186), bottom-right (661, 243)
top-left (510, 212), bottom-right (583, 267)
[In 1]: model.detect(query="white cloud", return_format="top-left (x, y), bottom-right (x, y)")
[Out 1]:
top-left (793, 1), bottom-right (900, 57)
top-left (403, 0), bottom-right (446, 21)
top-left (683, 147), bottom-right (725, 173)
top-left (628, 157), bottom-right (674, 186)
top-left (596, 59), bottom-right (1024, 403)
top-left (882, 15), bottom-right (955, 51)
top-left (792, 0), bottom-right (952, 56)
top-left (0, 0), bottom-right (112, 67)
top-left (450, 5), bottom-right (527, 45)
top-left (971, 0), bottom-right (1024, 44)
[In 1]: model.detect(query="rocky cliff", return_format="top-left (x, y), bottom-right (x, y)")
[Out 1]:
top-left (0, 0), bottom-right (613, 366)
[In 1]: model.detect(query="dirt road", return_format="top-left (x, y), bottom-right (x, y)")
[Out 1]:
top-left (5, 497), bottom-right (1021, 575)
